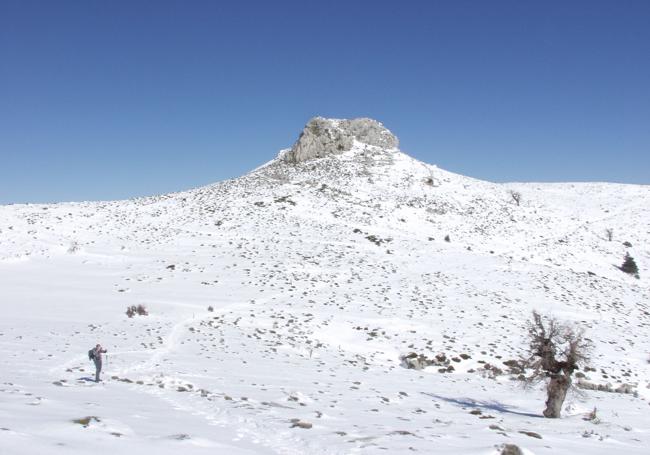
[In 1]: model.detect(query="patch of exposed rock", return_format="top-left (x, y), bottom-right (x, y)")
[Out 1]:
top-left (283, 117), bottom-right (399, 163)
top-left (400, 352), bottom-right (452, 371)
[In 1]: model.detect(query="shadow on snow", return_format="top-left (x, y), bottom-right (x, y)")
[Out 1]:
top-left (422, 392), bottom-right (541, 418)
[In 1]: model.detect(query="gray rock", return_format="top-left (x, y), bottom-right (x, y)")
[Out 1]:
top-left (284, 117), bottom-right (398, 163)
top-left (500, 444), bottom-right (523, 455)
top-left (343, 118), bottom-right (399, 149)
top-left (400, 352), bottom-right (450, 370)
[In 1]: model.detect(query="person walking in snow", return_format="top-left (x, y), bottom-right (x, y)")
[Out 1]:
top-left (90, 344), bottom-right (107, 382)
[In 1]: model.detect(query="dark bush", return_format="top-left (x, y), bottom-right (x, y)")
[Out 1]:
top-left (619, 253), bottom-right (639, 278)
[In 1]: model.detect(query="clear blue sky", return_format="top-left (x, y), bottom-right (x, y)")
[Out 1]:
top-left (1, 0), bottom-right (649, 204)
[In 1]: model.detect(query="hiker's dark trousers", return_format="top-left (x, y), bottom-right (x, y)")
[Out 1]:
top-left (94, 359), bottom-right (102, 382)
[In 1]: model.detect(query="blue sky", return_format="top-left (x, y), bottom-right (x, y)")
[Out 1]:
top-left (1, 0), bottom-right (649, 203)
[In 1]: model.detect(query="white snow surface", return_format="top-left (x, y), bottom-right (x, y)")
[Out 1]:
top-left (1, 139), bottom-right (649, 454)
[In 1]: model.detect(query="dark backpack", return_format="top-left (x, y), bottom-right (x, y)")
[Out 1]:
top-left (88, 349), bottom-right (95, 361)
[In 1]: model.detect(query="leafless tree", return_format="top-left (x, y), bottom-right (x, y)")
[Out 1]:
top-left (605, 228), bottom-right (613, 241)
top-left (522, 311), bottom-right (591, 418)
top-left (509, 190), bottom-right (522, 206)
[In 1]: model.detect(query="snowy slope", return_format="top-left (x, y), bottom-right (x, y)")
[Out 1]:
top-left (1, 120), bottom-right (649, 454)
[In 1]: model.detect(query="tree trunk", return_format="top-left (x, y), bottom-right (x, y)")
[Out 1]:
top-left (543, 375), bottom-right (571, 418)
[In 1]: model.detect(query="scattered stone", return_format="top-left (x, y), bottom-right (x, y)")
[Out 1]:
top-left (72, 416), bottom-right (100, 428)
top-left (400, 352), bottom-right (450, 370)
top-left (499, 443), bottom-right (524, 455)
top-left (519, 430), bottom-right (542, 439)
top-left (169, 433), bottom-right (191, 440)
top-left (289, 419), bottom-right (312, 429)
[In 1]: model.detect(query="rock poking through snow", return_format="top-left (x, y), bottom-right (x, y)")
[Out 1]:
top-left (283, 117), bottom-right (399, 163)
top-left (500, 444), bottom-right (524, 455)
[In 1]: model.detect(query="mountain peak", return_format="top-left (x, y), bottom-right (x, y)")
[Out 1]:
top-left (283, 117), bottom-right (399, 163)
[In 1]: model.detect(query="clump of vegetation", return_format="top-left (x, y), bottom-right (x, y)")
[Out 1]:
top-left (508, 190), bottom-right (522, 206)
top-left (444, 234), bottom-right (451, 242)
top-left (522, 312), bottom-right (591, 418)
top-left (67, 241), bottom-right (80, 254)
top-left (365, 235), bottom-right (392, 246)
top-left (605, 228), bottom-right (613, 241)
top-left (619, 253), bottom-right (639, 278)
top-left (126, 304), bottom-right (148, 318)
top-left (207, 305), bottom-right (214, 312)
top-left (583, 407), bottom-right (601, 424)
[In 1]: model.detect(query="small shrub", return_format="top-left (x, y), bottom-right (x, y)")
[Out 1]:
top-left (619, 253), bottom-right (639, 278)
top-left (605, 228), bottom-right (613, 241)
top-left (583, 407), bottom-right (601, 424)
top-left (444, 235), bottom-right (450, 242)
top-left (508, 190), bottom-right (522, 206)
top-left (207, 305), bottom-right (214, 312)
top-left (126, 304), bottom-right (148, 318)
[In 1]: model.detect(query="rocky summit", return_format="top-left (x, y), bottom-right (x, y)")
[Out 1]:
top-left (283, 117), bottom-right (399, 163)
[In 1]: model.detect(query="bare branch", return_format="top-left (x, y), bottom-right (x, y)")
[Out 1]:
top-left (508, 190), bottom-right (522, 206)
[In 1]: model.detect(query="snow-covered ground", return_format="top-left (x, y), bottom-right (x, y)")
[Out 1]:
top-left (1, 134), bottom-right (649, 454)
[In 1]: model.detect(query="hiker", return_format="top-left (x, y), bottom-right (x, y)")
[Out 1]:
top-left (90, 344), bottom-right (107, 382)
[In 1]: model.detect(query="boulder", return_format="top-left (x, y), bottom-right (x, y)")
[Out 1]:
top-left (500, 444), bottom-right (523, 455)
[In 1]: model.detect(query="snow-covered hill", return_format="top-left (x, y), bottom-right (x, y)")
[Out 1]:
top-left (1, 117), bottom-right (649, 454)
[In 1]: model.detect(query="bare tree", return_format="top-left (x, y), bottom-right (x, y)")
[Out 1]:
top-left (523, 312), bottom-right (591, 418)
top-left (605, 228), bottom-right (613, 241)
top-left (509, 190), bottom-right (522, 206)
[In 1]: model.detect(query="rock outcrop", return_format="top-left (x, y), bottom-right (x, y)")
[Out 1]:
top-left (283, 117), bottom-right (399, 164)
top-left (400, 352), bottom-right (451, 371)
